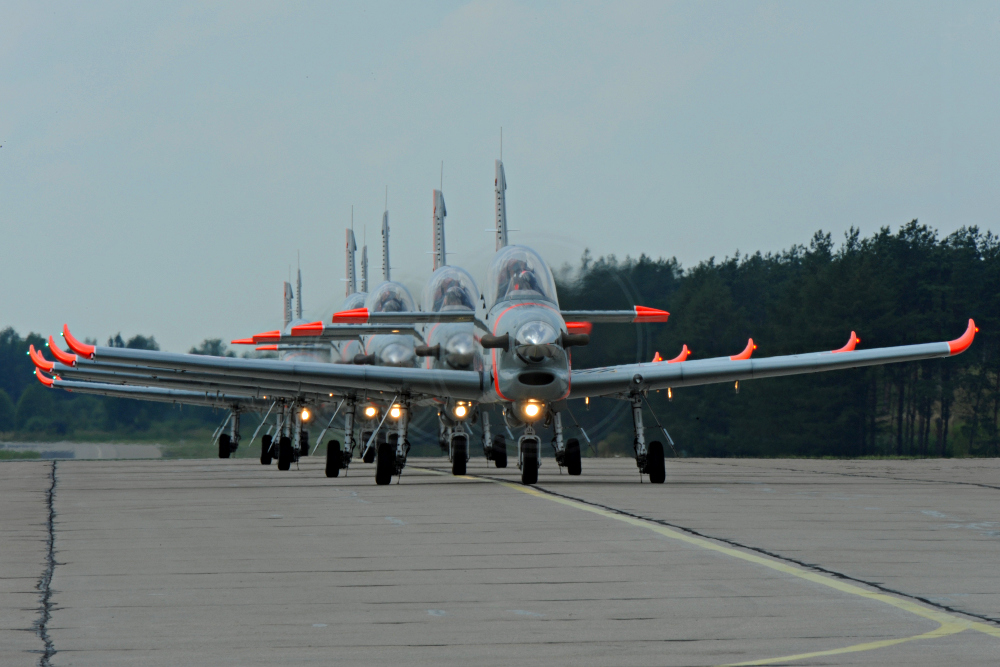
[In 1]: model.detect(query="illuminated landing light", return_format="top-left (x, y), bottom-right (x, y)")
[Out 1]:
top-left (585, 397), bottom-right (589, 405)
top-left (454, 404), bottom-right (468, 419)
top-left (301, 408), bottom-right (312, 422)
top-left (667, 388), bottom-right (673, 402)
top-left (523, 403), bottom-right (540, 418)
top-left (389, 404), bottom-right (401, 419)
top-left (364, 406), bottom-right (378, 419)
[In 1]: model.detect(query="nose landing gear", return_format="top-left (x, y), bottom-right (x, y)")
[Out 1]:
top-left (518, 426), bottom-right (541, 485)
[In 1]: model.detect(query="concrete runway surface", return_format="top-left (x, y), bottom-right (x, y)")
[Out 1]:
top-left (3, 456), bottom-right (1000, 666)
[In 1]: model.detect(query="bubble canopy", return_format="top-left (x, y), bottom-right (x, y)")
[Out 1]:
top-left (342, 292), bottom-right (367, 310)
top-left (484, 245), bottom-right (559, 309)
top-left (423, 266), bottom-right (478, 312)
top-left (365, 281), bottom-right (415, 313)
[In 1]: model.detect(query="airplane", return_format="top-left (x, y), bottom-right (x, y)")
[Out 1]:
top-left (32, 159), bottom-right (978, 486)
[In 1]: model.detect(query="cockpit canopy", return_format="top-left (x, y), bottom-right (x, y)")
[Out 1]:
top-left (423, 266), bottom-right (478, 312)
top-left (484, 245), bottom-right (559, 309)
top-left (365, 281), bottom-right (415, 313)
top-left (342, 292), bottom-right (367, 310)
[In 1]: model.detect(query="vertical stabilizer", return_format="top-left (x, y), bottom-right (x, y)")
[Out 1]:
top-left (295, 265), bottom-right (303, 320)
top-left (345, 229), bottom-right (357, 296)
top-left (495, 160), bottom-right (508, 251)
top-left (432, 189), bottom-right (447, 271)
top-left (360, 245), bottom-right (369, 293)
top-left (283, 282), bottom-right (294, 328)
top-left (381, 210), bottom-right (390, 282)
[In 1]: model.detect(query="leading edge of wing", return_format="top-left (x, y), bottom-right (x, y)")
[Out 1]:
top-left (570, 320), bottom-right (975, 399)
top-left (63, 332), bottom-right (484, 400)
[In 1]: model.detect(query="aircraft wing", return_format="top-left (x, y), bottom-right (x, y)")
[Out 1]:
top-left (57, 327), bottom-right (483, 400)
top-left (39, 372), bottom-right (270, 410)
top-left (569, 320), bottom-right (977, 399)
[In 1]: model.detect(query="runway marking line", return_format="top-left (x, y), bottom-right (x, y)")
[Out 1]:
top-left (413, 467), bottom-right (1000, 665)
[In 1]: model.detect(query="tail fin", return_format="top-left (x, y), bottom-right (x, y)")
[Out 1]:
top-left (345, 228), bottom-right (357, 296)
top-left (432, 189), bottom-right (447, 271)
top-left (296, 266), bottom-right (303, 320)
top-left (495, 160), bottom-right (508, 251)
top-left (360, 245), bottom-right (369, 293)
top-left (381, 210), bottom-right (391, 281)
top-left (283, 282), bottom-right (294, 328)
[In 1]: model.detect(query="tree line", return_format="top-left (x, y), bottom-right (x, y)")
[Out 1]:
top-left (559, 221), bottom-right (1000, 457)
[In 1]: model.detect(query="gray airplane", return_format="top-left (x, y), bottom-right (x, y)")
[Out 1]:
top-left (36, 159), bottom-right (978, 486)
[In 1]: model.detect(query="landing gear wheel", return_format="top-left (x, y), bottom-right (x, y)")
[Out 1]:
top-left (647, 441), bottom-right (665, 484)
top-left (299, 429), bottom-right (309, 457)
top-left (565, 438), bottom-right (581, 476)
top-left (260, 435), bottom-right (272, 465)
top-left (375, 440), bottom-right (394, 485)
top-left (521, 451), bottom-right (538, 485)
top-left (277, 436), bottom-right (293, 471)
top-left (325, 440), bottom-right (342, 478)
top-left (361, 431), bottom-right (376, 463)
top-left (492, 435), bottom-right (507, 468)
top-left (451, 435), bottom-right (468, 476)
top-left (218, 433), bottom-right (231, 459)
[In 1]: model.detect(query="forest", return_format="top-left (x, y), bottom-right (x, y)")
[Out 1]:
top-left (1, 220), bottom-right (997, 458)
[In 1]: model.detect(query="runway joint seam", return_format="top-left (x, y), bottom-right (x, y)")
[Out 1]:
top-left (32, 460), bottom-right (57, 667)
top-left (522, 481), bottom-right (1000, 627)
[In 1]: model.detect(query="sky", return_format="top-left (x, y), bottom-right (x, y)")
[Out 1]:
top-left (2, 1), bottom-right (998, 351)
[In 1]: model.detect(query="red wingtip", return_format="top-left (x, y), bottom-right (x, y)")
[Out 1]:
top-left (667, 344), bottom-right (690, 364)
top-left (256, 345), bottom-right (279, 351)
top-left (35, 368), bottom-right (56, 387)
top-left (291, 321), bottom-right (325, 336)
top-left (63, 325), bottom-right (96, 359)
top-left (566, 321), bottom-right (593, 336)
top-left (251, 330), bottom-right (281, 344)
top-left (948, 319), bottom-right (977, 355)
top-left (730, 338), bottom-right (755, 361)
top-left (831, 331), bottom-right (859, 354)
top-left (652, 351), bottom-right (663, 363)
top-left (48, 336), bottom-right (77, 365)
top-left (230, 338), bottom-right (256, 345)
top-left (633, 306), bottom-right (670, 323)
top-left (332, 307), bottom-right (370, 325)
top-left (28, 344), bottom-right (55, 372)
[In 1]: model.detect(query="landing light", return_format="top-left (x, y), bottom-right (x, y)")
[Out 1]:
top-left (364, 406), bottom-right (378, 419)
top-left (454, 404), bottom-right (468, 419)
top-left (301, 408), bottom-right (311, 422)
top-left (389, 404), bottom-right (402, 419)
top-left (524, 403), bottom-right (540, 418)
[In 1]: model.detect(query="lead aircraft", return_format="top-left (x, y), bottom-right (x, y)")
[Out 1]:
top-left (32, 159), bottom-right (977, 485)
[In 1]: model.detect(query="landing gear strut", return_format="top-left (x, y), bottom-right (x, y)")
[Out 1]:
top-left (218, 409), bottom-right (241, 458)
top-left (327, 399), bottom-right (355, 478)
top-left (631, 395), bottom-right (665, 483)
top-left (481, 408), bottom-right (507, 468)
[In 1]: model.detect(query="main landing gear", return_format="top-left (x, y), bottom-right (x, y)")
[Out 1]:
top-left (325, 399), bottom-right (355, 478)
top-left (550, 413), bottom-right (581, 476)
top-left (632, 396), bottom-right (665, 484)
top-left (218, 409), bottom-right (241, 458)
top-left (481, 408), bottom-right (507, 468)
top-left (374, 399), bottom-right (410, 486)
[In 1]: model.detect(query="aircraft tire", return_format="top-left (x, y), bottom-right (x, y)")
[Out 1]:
top-left (451, 435), bottom-right (468, 476)
top-left (647, 441), bottom-right (666, 483)
top-left (299, 429), bottom-right (309, 457)
top-left (565, 438), bottom-right (582, 476)
top-left (260, 435), bottom-right (272, 465)
top-left (521, 451), bottom-right (538, 485)
top-left (277, 436), bottom-right (293, 471)
top-left (218, 433), bottom-right (231, 459)
top-left (492, 435), bottom-right (507, 468)
top-left (375, 440), bottom-right (394, 485)
top-left (325, 440), bottom-right (341, 478)
top-left (361, 431), bottom-right (376, 463)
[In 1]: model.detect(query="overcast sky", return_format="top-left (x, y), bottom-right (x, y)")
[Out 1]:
top-left (3, 1), bottom-right (998, 351)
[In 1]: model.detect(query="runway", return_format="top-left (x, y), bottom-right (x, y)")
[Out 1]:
top-left (3, 456), bottom-right (1000, 666)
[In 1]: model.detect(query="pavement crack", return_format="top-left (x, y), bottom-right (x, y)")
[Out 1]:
top-left (33, 460), bottom-right (57, 667)
top-left (520, 481), bottom-right (1000, 628)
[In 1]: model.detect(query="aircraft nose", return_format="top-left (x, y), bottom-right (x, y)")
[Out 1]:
top-left (379, 343), bottom-right (415, 367)
top-left (444, 332), bottom-right (476, 369)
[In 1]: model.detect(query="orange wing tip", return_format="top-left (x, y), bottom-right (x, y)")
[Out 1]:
top-left (566, 321), bottom-right (593, 336)
top-left (291, 321), bottom-right (325, 336)
top-left (730, 338), bottom-right (755, 361)
top-left (652, 351), bottom-right (663, 363)
top-left (948, 319), bottom-right (977, 355)
top-left (63, 325), bottom-right (96, 359)
top-left (251, 330), bottom-right (281, 344)
top-left (48, 336), bottom-right (77, 365)
top-left (35, 368), bottom-right (56, 387)
top-left (28, 344), bottom-right (55, 371)
top-left (332, 307), bottom-right (370, 324)
top-left (231, 338), bottom-right (256, 345)
top-left (831, 331), bottom-right (859, 354)
top-left (666, 344), bottom-right (691, 364)
top-left (632, 306), bottom-right (670, 323)
top-left (256, 345), bottom-right (278, 351)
